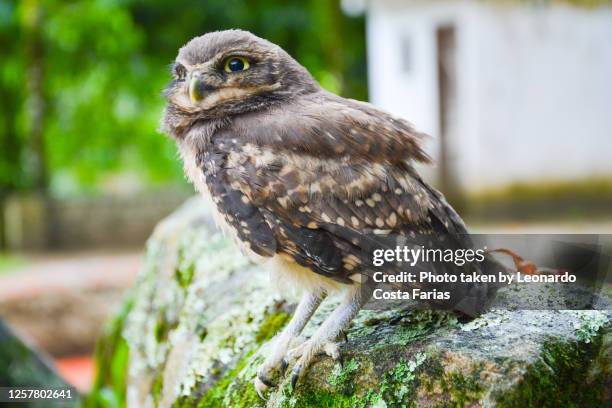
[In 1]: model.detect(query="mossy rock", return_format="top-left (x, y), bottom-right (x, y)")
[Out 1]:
top-left (0, 319), bottom-right (79, 407)
top-left (90, 197), bottom-right (611, 407)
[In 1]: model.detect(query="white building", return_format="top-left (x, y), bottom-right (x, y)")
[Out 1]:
top-left (347, 0), bottom-right (612, 193)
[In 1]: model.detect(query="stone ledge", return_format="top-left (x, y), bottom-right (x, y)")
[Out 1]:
top-left (90, 197), bottom-right (611, 407)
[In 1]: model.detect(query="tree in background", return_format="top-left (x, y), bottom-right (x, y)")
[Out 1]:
top-left (0, 0), bottom-right (366, 199)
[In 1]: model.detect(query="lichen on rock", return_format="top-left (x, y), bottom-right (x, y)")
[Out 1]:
top-left (91, 197), bottom-right (611, 407)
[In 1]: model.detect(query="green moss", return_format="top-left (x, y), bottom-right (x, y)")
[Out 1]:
top-left (376, 353), bottom-right (427, 407)
top-left (392, 311), bottom-right (457, 346)
top-left (293, 352), bottom-right (428, 408)
top-left (175, 261), bottom-right (195, 289)
top-left (285, 353), bottom-right (433, 408)
top-left (288, 390), bottom-right (369, 408)
top-left (255, 312), bottom-right (291, 344)
top-left (193, 352), bottom-right (373, 408)
top-left (83, 295), bottom-right (133, 408)
top-left (443, 371), bottom-right (483, 407)
top-left (283, 380), bottom-right (379, 408)
top-left (496, 334), bottom-right (610, 408)
top-left (171, 396), bottom-right (198, 408)
top-left (328, 358), bottom-right (360, 388)
top-left (195, 351), bottom-right (260, 408)
top-left (402, 354), bottom-right (486, 407)
top-left (324, 358), bottom-right (361, 398)
top-left (154, 307), bottom-right (178, 343)
top-left (223, 381), bottom-right (262, 408)
top-left (152, 371), bottom-right (164, 407)
top-left (197, 325), bottom-right (208, 342)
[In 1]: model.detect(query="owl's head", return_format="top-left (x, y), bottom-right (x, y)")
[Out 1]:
top-left (162, 30), bottom-right (318, 137)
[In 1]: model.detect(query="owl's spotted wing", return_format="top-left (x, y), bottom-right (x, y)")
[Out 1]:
top-left (211, 93), bottom-right (469, 283)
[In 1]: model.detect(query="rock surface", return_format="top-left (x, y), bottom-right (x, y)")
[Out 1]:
top-left (93, 197), bottom-right (611, 407)
top-left (0, 319), bottom-right (78, 407)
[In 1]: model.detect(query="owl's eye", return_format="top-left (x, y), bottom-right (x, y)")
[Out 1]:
top-left (173, 63), bottom-right (187, 80)
top-left (224, 57), bottom-right (250, 73)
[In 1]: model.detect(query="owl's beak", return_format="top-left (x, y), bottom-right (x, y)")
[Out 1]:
top-left (189, 76), bottom-right (207, 103)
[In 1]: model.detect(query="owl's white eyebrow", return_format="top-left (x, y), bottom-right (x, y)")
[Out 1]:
top-left (219, 49), bottom-right (251, 56)
top-left (214, 49), bottom-right (257, 62)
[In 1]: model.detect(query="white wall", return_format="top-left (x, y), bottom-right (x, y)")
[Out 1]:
top-left (366, 0), bottom-right (612, 191)
top-left (366, 0), bottom-right (457, 182)
top-left (469, 3), bottom-right (612, 189)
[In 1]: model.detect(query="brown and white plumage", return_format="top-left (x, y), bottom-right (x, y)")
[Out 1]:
top-left (208, 95), bottom-right (466, 273)
top-left (161, 29), bottom-right (498, 395)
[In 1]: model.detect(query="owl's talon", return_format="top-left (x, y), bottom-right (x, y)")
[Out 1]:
top-left (323, 341), bottom-right (341, 362)
top-left (253, 377), bottom-right (269, 400)
top-left (255, 333), bottom-right (305, 392)
top-left (256, 368), bottom-right (276, 388)
top-left (290, 364), bottom-right (302, 390)
top-left (280, 358), bottom-right (289, 374)
top-left (285, 342), bottom-right (307, 364)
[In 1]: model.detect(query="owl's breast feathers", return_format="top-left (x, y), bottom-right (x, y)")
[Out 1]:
top-left (195, 92), bottom-right (471, 287)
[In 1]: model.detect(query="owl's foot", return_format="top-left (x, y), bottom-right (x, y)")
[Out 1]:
top-left (284, 286), bottom-right (364, 390)
top-left (283, 333), bottom-right (346, 369)
top-left (254, 334), bottom-right (305, 399)
top-left (253, 377), bottom-right (269, 400)
top-left (254, 338), bottom-right (342, 398)
top-left (254, 286), bottom-right (364, 396)
top-left (253, 291), bottom-right (327, 400)
top-left (284, 339), bottom-right (343, 389)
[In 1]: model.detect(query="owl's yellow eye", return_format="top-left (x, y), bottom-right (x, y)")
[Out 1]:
top-left (224, 57), bottom-right (250, 73)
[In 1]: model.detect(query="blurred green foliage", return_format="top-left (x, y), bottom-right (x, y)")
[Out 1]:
top-left (83, 295), bottom-right (133, 408)
top-left (0, 253), bottom-right (27, 274)
top-left (0, 0), bottom-right (366, 196)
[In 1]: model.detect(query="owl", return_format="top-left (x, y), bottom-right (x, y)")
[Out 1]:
top-left (161, 29), bottom-right (501, 397)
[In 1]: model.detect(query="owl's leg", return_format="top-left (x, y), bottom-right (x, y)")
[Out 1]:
top-left (284, 283), bottom-right (369, 389)
top-left (254, 289), bottom-right (325, 397)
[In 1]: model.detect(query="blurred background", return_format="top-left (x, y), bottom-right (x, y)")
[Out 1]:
top-left (0, 0), bottom-right (610, 394)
